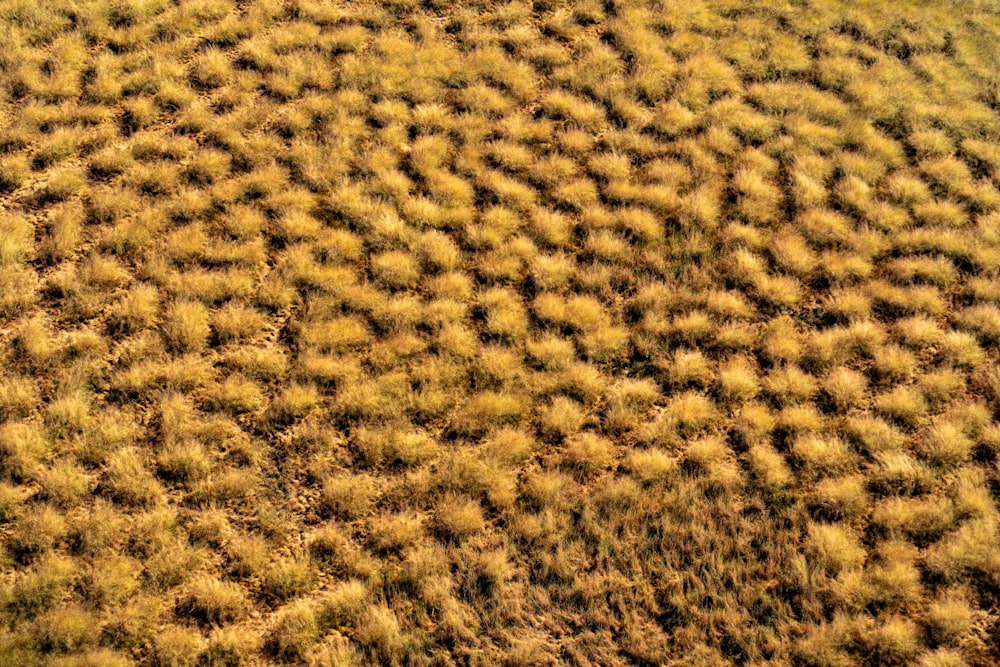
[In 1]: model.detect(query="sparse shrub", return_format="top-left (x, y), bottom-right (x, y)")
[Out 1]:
top-left (661, 348), bottom-right (712, 388)
top-left (526, 334), bottom-right (577, 371)
top-left (918, 420), bottom-right (973, 468)
top-left (669, 310), bottom-right (714, 344)
top-left (321, 474), bottom-right (376, 520)
top-left (869, 452), bottom-right (933, 496)
top-left (0, 212), bottom-right (35, 266)
top-left (316, 580), bottom-right (369, 630)
top-left (579, 323), bottom-right (630, 362)
top-left (872, 344), bottom-right (918, 382)
top-left (45, 391), bottom-right (91, 438)
top-left (939, 331), bottom-right (985, 369)
top-left (603, 378), bottom-right (659, 434)
top-left (37, 459), bottom-right (92, 508)
top-left (0, 422), bottom-right (50, 483)
top-left (762, 316), bottom-right (802, 364)
top-left (89, 147), bottom-right (135, 178)
top-left (0, 482), bottom-right (26, 523)
top-left (862, 542), bottom-right (923, 612)
top-left (191, 466), bottom-right (259, 505)
top-left (211, 304), bottom-right (267, 345)
top-left (956, 304), bottom-right (1000, 345)
top-left (918, 649), bottom-right (971, 667)
top-left (369, 250), bottom-right (418, 289)
top-left (746, 444), bottom-right (792, 490)
top-left (223, 346), bottom-right (288, 382)
top-left (682, 436), bottom-right (730, 474)
top-left (307, 524), bottom-right (377, 581)
top-left (221, 533), bottom-right (269, 580)
top-left (122, 97), bottom-right (159, 134)
top-left (267, 383), bottom-right (319, 425)
top-left (0, 266), bottom-right (38, 318)
top-left (483, 428), bottom-right (538, 463)
top-left (40, 202), bottom-right (83, 264)
top-left (306, 633), bottom-right (363, 667)
top-left (298, 316), bottom-right (368, 354)
top-left (157, 437), bottom-right (211, 483)
top-left (186, 509), bottom-right (233, 549)
top-left (191, 48), bottom-right (231, 88)
top-left (625, 448), bottom-right (678, 486)
top-left (917, 369), bottom-right (965, 408)
top-left (5, 551), bottom-right (76, 620)
top-left (34, 127), bottom-right (79, 169)
top-left (896, 316), bottom-right (942, 349)
top-left (732, 402), bottom-right (777, 448)
top-left (77, 554), bottom-right (137, 610)
top-left (857, 616), bottom-right (922, 666)
top-left (872, 495), bottom-right (955, 547)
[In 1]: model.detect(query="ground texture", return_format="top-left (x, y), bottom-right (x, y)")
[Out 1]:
top-left (2, 0), bottom-right (1000, 665)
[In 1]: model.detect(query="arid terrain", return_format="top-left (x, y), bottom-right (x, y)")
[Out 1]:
top-left (1, 0), bottom-right (1000, 664)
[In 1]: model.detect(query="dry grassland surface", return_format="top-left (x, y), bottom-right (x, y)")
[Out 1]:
top-left (2, 0), bottom-right (1000, 664)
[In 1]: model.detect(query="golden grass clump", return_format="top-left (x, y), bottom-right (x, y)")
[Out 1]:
top-left (479, 288), bottom-right (529, 342)
top-left (716, 356), bottom-right (760, 404)
top-left (434, 494), bottom-right (486, 542)
top-left (822, 367), bottom-right (868, 411)
top-left (108, 284), bottom-right (160, 335)
top-left (538, 396), bottom-right (587, 441)
top-left (806, 522), bottom-right (866, 576)
top-left (162, 300), bottom-right (211, 354)
top-left (178, 576), bottom-right (250, 626)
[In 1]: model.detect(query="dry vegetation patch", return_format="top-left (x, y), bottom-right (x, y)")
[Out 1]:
top-left (0, 0), bottom-right (999, 664)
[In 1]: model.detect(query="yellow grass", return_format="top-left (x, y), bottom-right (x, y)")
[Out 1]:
top-left (0, 0), bottom-right (999, 664)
